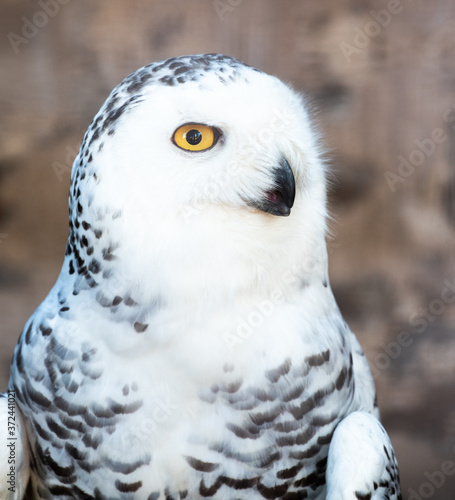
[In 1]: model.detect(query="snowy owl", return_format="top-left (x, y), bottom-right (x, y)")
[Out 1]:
top-left (1, 54), bottom-right (401, 499)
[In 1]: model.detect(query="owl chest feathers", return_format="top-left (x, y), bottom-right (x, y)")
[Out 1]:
top-left (16, 290), bottom-right (355, 498)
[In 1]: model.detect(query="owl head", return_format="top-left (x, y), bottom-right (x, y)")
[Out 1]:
top-left (65, 54), bottom-right (329, 305)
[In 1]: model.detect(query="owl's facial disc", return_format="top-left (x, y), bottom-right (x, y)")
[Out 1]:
top-left (247, 157), bottom-right (295, 217)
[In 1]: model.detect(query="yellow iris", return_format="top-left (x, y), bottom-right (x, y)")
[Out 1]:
top-left (173, 124), bottom-right (217, 152)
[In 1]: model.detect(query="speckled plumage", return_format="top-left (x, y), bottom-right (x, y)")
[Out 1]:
top-left (2, 54), bottom-right (400, 499)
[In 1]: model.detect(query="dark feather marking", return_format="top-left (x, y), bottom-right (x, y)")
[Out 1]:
top-left (53, 395), bottom-right (86, 417)
top-left (124, 295), bottom-right (138, 307)
top-left (225, 380), bottom-right (242, 393)
top-left (294, 471), bottom-right (322, 489)
top-left (185, 456), bottom-right (219, 472)
top-left (108, 398), bottom-right (143, 414)
top-left (34, 421), bottom-right (52, 441)
top-left (78, 460), bottom-right (97, 473)
top-left (282, 384), bottom-right (305, 403)
top-left (39, 445), bottom-right (75, 477)
top-left (91, 404), bottom-right (116, 419)
top-left (250, 405), bottom-right (282, 426)
top-left (164, 488), bottom-right (175, 500)
top-left (49, 336), bottom-right (78, 361)
top-left (94, 487), bottom-right (110, 499)
top-left (316, 457), bottom-right (327, 474)
top-left (257, 481), bottom-right (289, 499)
top-left (115, 479), bottom-right (143, 493)
top-left (65, 442), bottom-right (88, 461)
top-left (93, 262), bottom-right (105, 278)
top-left (134, 322), bottom-right (148, 333)
top-left (106, 455), bottom-right (151, 474)
top-left (112, 295), bottom-right (123, 306)
top-left (282, 491), bottom-right (308, 500)
top-left (79, 363), bottom-right (102, 380)
top-left (88, 259), bottom-right (101, 274)
top-left (355, 493), bottom-right (372, 500)
top-left (39, 324), bottom-right (52, 336)
top-left (82, 432), bottom-right (101, 450)
top-left (310, 414), bottom-right (336, 427)
top-left (277, 463), bottom-right (304, 480)
top-left (244, 419), bottom-right (275, 434)
top-left (14, 386), bottom-right (25, 405)
top-left (258, 450), bottom-right (281, 468)
top-left (46, 416), bottom-right (72, 440)
top-left (102, 245), bottom-right (117, 261)
top-left (266, 358), bottom-right (292, 383)
top-left (199, 479), bottom-right (222, 498)
top-left (305, 350), bottom-right (330, 367)
top-left (81, 347), bottom-right (97, 363)
top-left (251, 387), bottom-right (277, 402)
top-left (199, 391), bottom-right (216, 404)
top-left (15, 342), bottom-right (25, 374)
top-left (200, 475), bottom-right (259, 496)
top-left (83, 410), bottom-right (116, 428)
top-left (48, 485), bottom-right (76, 496)
top-left (289, 398), bottom-right (315, 420)
top-left (276, 426), bottom-right (317, 447)
top-left (228, 398), bottom-right (260, 411)
top-left (289, 444), bottom-right (320, 460)
top-left (275, 420), bottom-right (302, 433)
top-left (25, 380), bottom-right (52, 409)
top-left (210, 442), bottom-right (279, 468)
top-left (55, 360), bottom-right (74, 375)
top-left (96, 291), bottom-right (114, 308)
top-left (317, 432), bottom-right (332, 445)
top-left (226, 422), bottom-right (261, 439)
top-left (335, 367), bottom-right (348, 390)
top-left (25, 322), bottom-right (33, 344)
top-left (147, 493), bottom-right (160, 500)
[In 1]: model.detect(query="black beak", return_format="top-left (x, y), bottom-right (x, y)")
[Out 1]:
top-left (247, 158), bottom-right (296, 217)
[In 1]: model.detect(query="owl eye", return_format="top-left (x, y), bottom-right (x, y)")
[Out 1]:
top-left (173, 123), bottom-right (219, 152)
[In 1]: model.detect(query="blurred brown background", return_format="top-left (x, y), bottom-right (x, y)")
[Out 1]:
top-left (0, 0), bottom-right (454, 498)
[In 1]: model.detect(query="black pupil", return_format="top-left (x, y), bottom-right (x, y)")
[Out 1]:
top-left (186, 129), bottom-right (202, 145)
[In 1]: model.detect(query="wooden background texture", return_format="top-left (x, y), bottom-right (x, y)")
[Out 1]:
top-left (0, 1), bottom-right (454, 497)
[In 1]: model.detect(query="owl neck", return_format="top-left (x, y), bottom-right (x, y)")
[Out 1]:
top-left (63, 200), bottom-right (330, 324)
